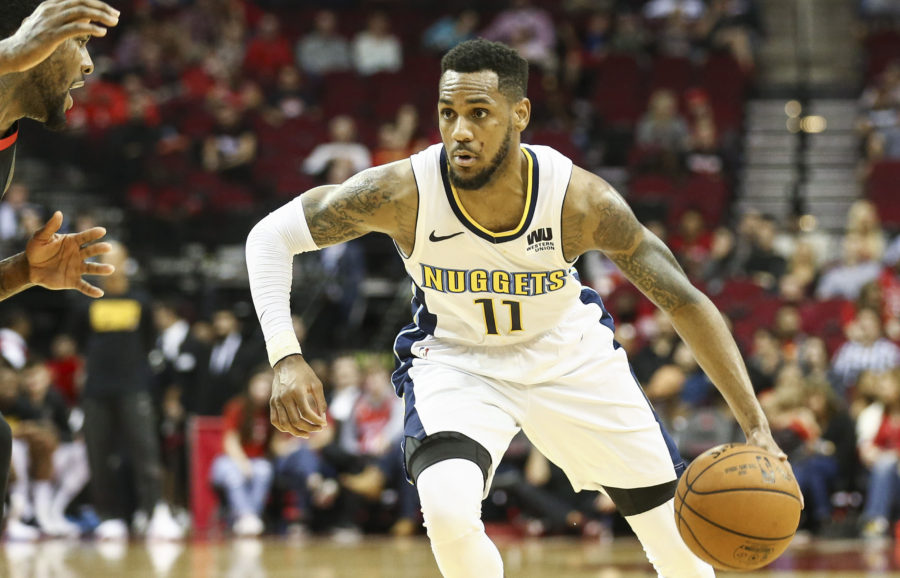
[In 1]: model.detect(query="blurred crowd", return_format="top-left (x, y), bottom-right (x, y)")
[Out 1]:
top-left (3, 0), bottom-right (900, 545)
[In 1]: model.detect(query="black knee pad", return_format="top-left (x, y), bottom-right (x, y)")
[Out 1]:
top-left (602, 479), bottom-right (678, 517)
top-left (405, 432), bottom-right (492, 486)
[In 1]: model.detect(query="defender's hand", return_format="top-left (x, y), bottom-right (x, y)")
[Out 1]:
top-left (0, 0), bottom-right (120, 74)
top-left (271, 354), bottom-right (327, 438)
top-left (26, 211), bottom-right (114, 298)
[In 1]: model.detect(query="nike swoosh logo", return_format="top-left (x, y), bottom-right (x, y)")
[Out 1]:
top-left (429, 231), bottom-right (464, 242)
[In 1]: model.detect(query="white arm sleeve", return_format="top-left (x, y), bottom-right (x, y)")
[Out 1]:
top-left (246, 196), bottom-right (320, 366)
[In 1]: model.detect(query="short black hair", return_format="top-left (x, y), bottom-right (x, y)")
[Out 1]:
top-left (441, 39), bottom-right (528, 101)
top-left (0, 0), bottom-right (43, 40)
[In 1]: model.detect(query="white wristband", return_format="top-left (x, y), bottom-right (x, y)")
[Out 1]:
top-left (266, 330), bottom-right (302, 367)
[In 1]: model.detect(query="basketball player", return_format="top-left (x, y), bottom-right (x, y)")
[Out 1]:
top-left (0, 0), bottom-right (119, 523)
top-left (247, 39), bottom-right (789, 577)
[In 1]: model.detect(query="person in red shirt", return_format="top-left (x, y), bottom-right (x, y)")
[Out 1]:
top-left (210, 367), bottom-right (276, 536)
top-left (860, 369), bottom-right (900, 538)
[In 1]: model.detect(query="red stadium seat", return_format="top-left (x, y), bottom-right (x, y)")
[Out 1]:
top-left (674, 174), bottom-right (731, 226)
top-left (864, 30), bottom-right (900, 81)
top-left (867, 161), bottom-right (900, 228)
top-left (650, 56), bottom-right (694, 92)
top-left (700, 53), bottom-right (747, 102)
top-left (528, 128), bottom-right (584, 165)
top-left (591, 53), bottom-right (645, 127)
top-left (320, 72), bottom-right (370, 118)
top-left (629, 174), bottom-right (676, 201)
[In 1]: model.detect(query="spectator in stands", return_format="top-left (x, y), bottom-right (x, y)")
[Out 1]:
top-left (423, 10), bottom-right (480, 53)
top-left (21, 360), bottom-right (87, 537)
top-left (197, 306), bottom-right (265, 416)
top-left (481, 0), bottom-right (557, 70)
top-left (696, 0), bottom-right (761, 72)
top-left (832, 308), bottom-right (900, 396)
top-left (816, 235), bottom-right (882, 301)
top-left (846, 199), bottom-right (886, 263)
top-left (684, 118), bottom-right (725, 176)
top-left (799, 337), bottom-right (834, 386)
top-left (746, 328), bottom-right (783, 394)
top-left (611, 12), bottom-right (651, 54)
top-left (0, 366), bottom-right (47, 541)
top-left (779, 239), bottom-right (820, 301)
top-left (643, 0), bottom-right (707, 21)
top-left (492, 433), bottom-right (612, 538)
top-left (266, 65), bottom-right (313, 122)
top-left (296, 10), bottom-right (352, 76)
top-left (242, 13), bottom-right (293, 87)
top-left (742, 214), bottom-right (787, 289)
top-left (636, 89), bottom-right (690, 171)
top-left (201, 101), bottom-right (258, 185)
top-left (0, 183), bottom-right (36, 253)
top-left (655, 7), bottom-right (700, 59)
top-left (669, 209), bottom-right (712, 279)
top-left (858, 368), bottom-right (900, 539)
top-left (151, 300), bottom-right (207, 512)
top-left (337, 357), bottom-right (418, 536)
top-left (773, 305), bottom-right (805, 362)
top-left (303, 115), bottom-right (372, 177)
top-left (352, 12), bottom-right (402, 76)
top-left (879, 244), bottom-right (900, 341)
top-left (372, 104), bottom-right (429, 166)
top-left (581, 11), bottom-right (613, 59)
top-left (0, 308), bottom-right (30, 370)
top-left (71, 242), bottom-right (183, 540)
top-left (271, 426), bottom-right (336, 535)
top-left (211, 367), bottom-right (276, 537)
top-left (46, 334), bottom-right (83, 408)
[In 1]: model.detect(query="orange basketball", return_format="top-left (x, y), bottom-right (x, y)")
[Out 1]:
top-left (673, 443), bottom-right (802, 571)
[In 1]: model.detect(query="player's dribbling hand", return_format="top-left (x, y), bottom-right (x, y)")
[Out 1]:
top-left (26, 211), bottom-right (114, 298)
top-left (746, 427), bottom-right (805, 509)
top-left (0, 0), bottom-right (120, 75)
top-left (271, 354), bottom-right (328, 438)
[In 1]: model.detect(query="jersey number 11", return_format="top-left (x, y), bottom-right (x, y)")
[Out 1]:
top-left (475, 298), bottom-right (523, 335)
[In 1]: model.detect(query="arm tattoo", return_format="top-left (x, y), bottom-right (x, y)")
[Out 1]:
top-left (592, 187), bottom-right (700, 312)
top-left (606, 235), bottom-right (700, 312)
top-left (303, 173), bottom-right (392, 247)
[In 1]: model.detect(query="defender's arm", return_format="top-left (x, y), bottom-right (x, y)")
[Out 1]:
top-left (562, 167), bottom-right (774, 448)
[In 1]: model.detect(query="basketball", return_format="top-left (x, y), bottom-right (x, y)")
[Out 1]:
top-left (674, 443), bottom-right (802, 571)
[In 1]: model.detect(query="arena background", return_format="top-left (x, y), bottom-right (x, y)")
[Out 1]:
top-left (3, 0), bottom-right (900, 574)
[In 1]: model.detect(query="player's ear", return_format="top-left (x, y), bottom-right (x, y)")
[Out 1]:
top-left (513, 98), bottom-right (531, 132)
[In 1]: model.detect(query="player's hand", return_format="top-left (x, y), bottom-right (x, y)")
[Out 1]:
top-left (0, 0), bottom-right (120, 75)
top-left (271, 354), bottom-right (328, 439)
top-left (746, 427), bottom-right (805, 509)
top-left (26, 211), bottom-right (114, 297)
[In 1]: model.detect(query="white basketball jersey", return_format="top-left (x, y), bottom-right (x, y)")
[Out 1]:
top-left (401, 143), bottom-right (601, 347)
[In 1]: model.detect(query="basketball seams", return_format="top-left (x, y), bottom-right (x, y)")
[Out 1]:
top-left (675, 507), bottom-right (745, 570)
top-left (677, 492), bottom-right (798, 541)
top-left (687, 486), bottom-right (803, 504)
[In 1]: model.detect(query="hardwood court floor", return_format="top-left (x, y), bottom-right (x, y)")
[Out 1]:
top-left (2, 535), bottom-right (899, 577)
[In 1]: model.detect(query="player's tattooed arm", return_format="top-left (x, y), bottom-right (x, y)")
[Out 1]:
top-left (300, 160), bottom-right (418, 252)
top-left (562, 166), bottom-right (701, 313)
top-left (563, 167), bottom-right (777, 444)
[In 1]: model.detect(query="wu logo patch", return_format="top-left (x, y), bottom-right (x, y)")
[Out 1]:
top-left (526, 227), bottom-right (554, 253)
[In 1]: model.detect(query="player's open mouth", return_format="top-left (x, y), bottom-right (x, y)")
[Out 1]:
top-left (69, 81), bottom-right (85, 91)
top-left (453, 153), bottom-right (477, 167)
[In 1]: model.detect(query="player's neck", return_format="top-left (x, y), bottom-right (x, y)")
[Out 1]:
top-left (454, 148), bottom-right (528, 233)
top-left (455, 146), bottom-right (527, 200)
top-left (0, 75), bottom-right (28, 134)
